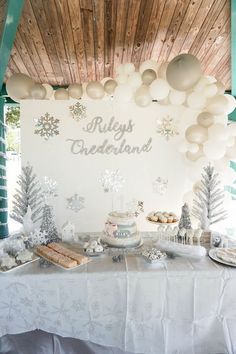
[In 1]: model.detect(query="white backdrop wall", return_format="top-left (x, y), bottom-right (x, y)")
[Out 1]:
top-left (20, 99), bottom-right (196, 232)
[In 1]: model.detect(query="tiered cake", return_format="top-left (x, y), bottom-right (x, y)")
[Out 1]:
top-left (102, 211), bottom-right (142, 248)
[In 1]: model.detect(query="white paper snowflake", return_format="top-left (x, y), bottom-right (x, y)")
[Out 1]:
top-left (69, 102), bottom-right (87, 122)
top-left (153, 177), bottom-right (168, 195)
top-left (42, 176), bottom-right (58, 202)
top-left (34, 112), bottom-right (59, 140)
top-left (156, 116), bottom-right (179, 141)
top-left (29, 229), bottom-right (47, 247)
top-left (99, 169), bottom-right (125, 193)
top-left (66, 193), bottom-right (85, 212)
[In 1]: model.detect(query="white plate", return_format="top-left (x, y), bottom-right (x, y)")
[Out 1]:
top-left (209, 249), bottom-right (236, 267)
top-left (35, 251), bottom-right (90, 270)
top-left (0, 255), bottom-right (39, 273)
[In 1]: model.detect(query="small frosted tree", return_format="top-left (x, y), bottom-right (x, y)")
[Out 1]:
top-left (40, 204), bottom-right (59, 244)
top-left (192, 164), bottom-right (227, 230)
top-left (178, 203), bottom-right (192, 230)
top-left (11, 164), bottom-right (43, 224)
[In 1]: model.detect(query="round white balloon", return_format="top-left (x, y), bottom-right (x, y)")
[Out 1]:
top-left (158, 62), bottom-right (168, 79)
top-left (149, 79), bottom-right (170, 100)
top-left (203, 140), bottom-right (226, 160)
top-left (86, 81), bottom-right (105, 99)
top-left (68, 83), bottom-right (83, 99)
top-left (116, 74), bottom-right (128, 84)
top-left (6, 73), bottom-right (35, 100)
top-left (30, 83), bottom-right (46, 99)
top-left (208, 123), bottom-right (229, 142)
top-left (42, 84), bottom-right (54, 99)
top-left (127, 72), bottom-right (143, 89)
top-left (169, 90), bottom-right (186, 105)
top-left (206, 95), bottom-right (229, 115)
top-left (124, 63), bottom-right (135, 75)
top-left (114, 84), bottom-right (133, 102)
top-left (134, 85), bottom-right (152, 107)
top-left (224, 94), bottom-right (236, 115)
top-left (54, 88), bottom-right (69, 100)
top-left (188, 143), bottom-right (200, 153)
top-left (139, 59), bottom-right (158, 74)
top-left (187, 91), bottom-right (206, 109)
top-left (203, 84), bottom-right (218, 98)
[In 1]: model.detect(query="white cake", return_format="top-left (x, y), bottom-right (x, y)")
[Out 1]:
top-left (102, 211), bottom-right (142, 248)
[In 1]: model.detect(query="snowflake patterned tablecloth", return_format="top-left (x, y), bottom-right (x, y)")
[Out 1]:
top-left (1, 243), bottom-right (236, 354)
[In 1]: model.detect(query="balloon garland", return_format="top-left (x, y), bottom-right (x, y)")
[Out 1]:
top-left (5, 53), bottom-right (236, 167)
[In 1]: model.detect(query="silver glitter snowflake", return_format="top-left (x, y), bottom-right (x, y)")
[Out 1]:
top-left (153, 177), bottom-right (168, 195)
top-left (69, 102), bottom-right (87, 122)
top-left (156, 116), bottom-right (179, 141)
top-left (29, 229), bottom-right (47, 247)
top-left (99, 169), bottom-right (125, 193)
top-left (42, 176), bottom-right (58, 202)
top-left (66, 193), bottom-right (85, 212)
top-left (34, 112), bottom-right (59, 140)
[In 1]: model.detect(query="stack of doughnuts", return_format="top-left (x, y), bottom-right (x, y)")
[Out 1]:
top-left (148, 211), bottom-right (178, 223)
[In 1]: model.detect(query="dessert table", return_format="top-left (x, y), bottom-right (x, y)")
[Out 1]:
top-left (0, 236), bottom-right (236, 354)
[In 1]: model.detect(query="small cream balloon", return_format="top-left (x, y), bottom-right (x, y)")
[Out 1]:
top-left (208, 123), bottom-right (229, 142)
top-left (187, 91), bottom-right (206, 109)
top-left (149, 79), bottom-right (170, 100)
top-left (54, 88), bottom-right (69, 100)
top-left (224, 94), bottom-right (236, 114)
top-left (141, 69), bottom-right (157, 85)
top-left (134, 85), bottom-right (152, 107)
top-left (226, 139), bottom-right (236, 158)
top-left (114, 84), bottom-right (133, 102)
top-left (197, 112), bottom-right (214, 128)
top-left (188, 143), bottom-right (200, 154)
top-left (186, 145), bottom-right (204, 161)
top-left (86, 81), bottom-right (105, 99)
top-left (158, 62), bottom-right (169, 79)
top-left (124, 63), bottom-right (135, 75)
top-left (42, 84), bottom-right (53, 99)
top-left (30, 84), bottom-right (46, 99)
top-left (166, 54), bottom-right (202, 91)
top-left (115, 74), bottom-right (128, 84)
top-left (6, 73), bottom-right (35, 100)
top-left (185, 124), bottom-right (208, 144)
top-left (139, 59), bottom-right (158, 74)
top-left (68, 83), bottom-right (83, 99)
top-left (104, 80), bottom-right (117, 95)
top-left (127, 72), bottom-right (142, 89)
top-left (203, 84), bottom-right (218, 98)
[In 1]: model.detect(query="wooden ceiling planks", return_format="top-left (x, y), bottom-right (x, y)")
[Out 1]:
top-left (2, 0), bottom-right (232, 90)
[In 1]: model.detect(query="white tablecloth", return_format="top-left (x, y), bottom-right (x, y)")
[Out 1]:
top-left (1, 243), bottom-right (236, 354)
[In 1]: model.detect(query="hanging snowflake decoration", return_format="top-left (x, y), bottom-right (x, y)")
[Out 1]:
top-left (42, 176), bottom-right (58, 202)
top-left (156, 116), bottom-right (179, 141)
top-left (66, 193), bottom-right (85, 212)
top-left (153, 177), bottom-right (168, 195)
top-left (34, 112), bottom-right (60, 140)
top-left (69, 102), bottom-right (87, 122)
top-left (99, 169), bottom-right (125, 193)
top-left (28, 229), bottom-right (47, 247)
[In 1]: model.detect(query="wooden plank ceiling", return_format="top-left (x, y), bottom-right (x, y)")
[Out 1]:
top-left (2, 0), bottom-right (231, 90)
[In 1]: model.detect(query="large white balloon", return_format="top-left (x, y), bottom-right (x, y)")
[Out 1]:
top-left (185, 125), bottom-right (208, 144)
top-left (224, 94), bottom-right (236, 114)
top-left (124, 63), bottom-right (135, 75)
top-left (30, 83), bottom-right (46, 99)
top-left (115, 74), bottom-right (128, 84)
top-left (149, 79), bottom-right (170, 100)
top-left (139, 59), bottom-right (158, 74)
top-left (6, 73), bottom-right (35, 100)
top-left (206, 95), bottom-right (229, 115)
top-left (215, 81), bottom-right (225, 94)
top-left (114, 84), bottom-right (133, 102)
top-left (166, 54), bottom-right (201, 91)
top-left (42, 84), bottom-right (54, 99)
top-left (86, 81), bottom-right (105, 99)
top-left (203, 84), bottom-right (218, 98)
top-left (169, 90), bottom-right (186, 105)
top-left (54, 88), bottom-right (69, 100)
top-left (208, 123), bottom-right (229, 141)
top-left (127, 72), bottom-right (142, 89)
top-left (193, 76), bottom-right (209, 92)
top-left (203, 140), bottom-right (226, 160)
top-left (214, 114), bottom-right (228, 125)
top-left (68, 83), bottom-right (83, 99)
top-left (134, 85), bottom-right (152, 107)
top-left (187, 91), bottom-right (206, 109)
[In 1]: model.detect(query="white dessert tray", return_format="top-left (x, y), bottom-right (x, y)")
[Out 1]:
top-left (0, 255), bottom-right (39, 273)
top-left (35, 250), bottom-right (90, 270)
top-left (209, 249), bottom-right (236, 267)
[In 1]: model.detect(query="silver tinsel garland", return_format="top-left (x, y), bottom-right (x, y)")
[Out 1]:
top-left (192, 164), bottom-right (227, 230)
top-left (11, 165), bottom-right (43, 224)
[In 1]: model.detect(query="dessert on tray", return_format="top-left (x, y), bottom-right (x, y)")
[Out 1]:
top-left (216, 248), bottom-right (236, 265)
top-left (101, 211), bottom-right (142, 248)
top-left (147, 211), bottom-right (178, 223)
top-left (36, 243), bottom-right (88, 268)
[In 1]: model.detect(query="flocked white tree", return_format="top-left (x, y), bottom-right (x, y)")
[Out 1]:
top-left (11, 164), bottom-right (43, 224)
top-left (192, 164), bottom-right (227, 230)
top-left (178, 203), bottom-right (192, 230)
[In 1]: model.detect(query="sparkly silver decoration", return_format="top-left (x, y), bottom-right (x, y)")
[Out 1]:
top-left (99, 169), bottom-right (125, 193)
top-left (66, 193), bottom-right (85, 212)
top-left (134, 201), bottom-right (144, 217)
top-left (156, 116), bottom-right (179, 141)
top-left (34, 112), bottom-right (59, 140)
top-left (42, 176), bottom-right (58, 202)
top-left (153, 177), bottom-right (168, 195)
top-left (126, 199), bottom-right (144, 217)
top-left (28, 229), bottom-right (47, 247)
top-left (69, 102), bottom-right (87, 122)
